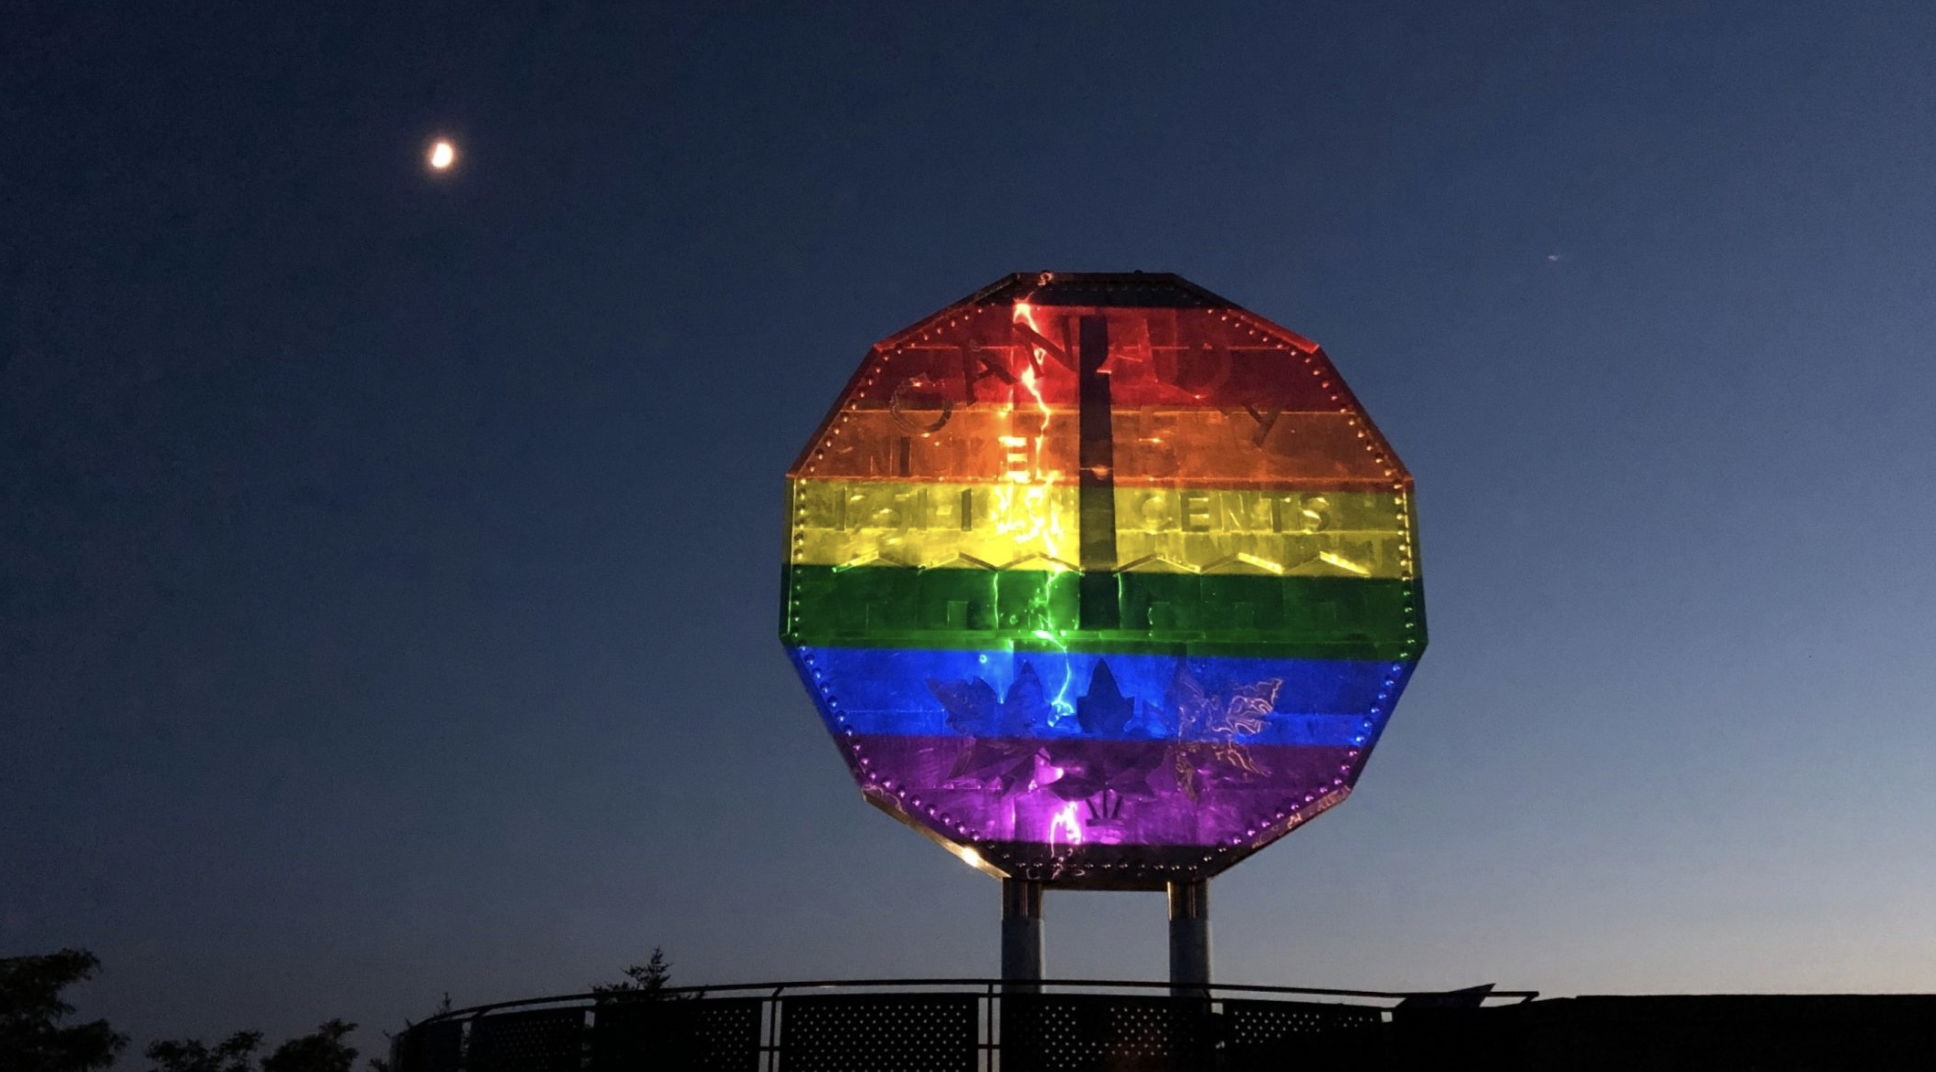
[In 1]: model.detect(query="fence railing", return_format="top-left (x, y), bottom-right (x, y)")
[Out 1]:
top-left (391, 977), bottom-right (1537, 1072)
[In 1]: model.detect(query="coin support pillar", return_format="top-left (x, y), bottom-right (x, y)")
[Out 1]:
top-left (1168, 879), bottom-right (1212, 997)
top-left (1001, 878), bottom-right (1045, 989)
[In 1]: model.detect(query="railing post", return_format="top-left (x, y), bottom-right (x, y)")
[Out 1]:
top-left (1167, 879), bottom-right (1211, 998)
top-left (1001, 878), bottom-right (1045, 990)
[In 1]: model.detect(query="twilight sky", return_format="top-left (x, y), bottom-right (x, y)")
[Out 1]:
top-left (5, 0), bottom-right (1935, 1059)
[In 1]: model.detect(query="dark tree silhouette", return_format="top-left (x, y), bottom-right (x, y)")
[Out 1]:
top-left (149, 1021), bottom-right (358, 1072)
top-left (592, 948), bottom-right (686, 1000)
top-left (0, 949), bottom-right (127, 1072)
top-left (144, 1031), bottom-right (262, 1072)
top-left (262, 1020), bottom-right (358, 1072)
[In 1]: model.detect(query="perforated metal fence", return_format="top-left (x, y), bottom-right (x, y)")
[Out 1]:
top-left (390, 978), bottom-right (1529, 1072)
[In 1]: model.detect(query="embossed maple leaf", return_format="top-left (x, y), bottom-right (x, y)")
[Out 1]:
top-left (926, 661), bottom-right (1055, 794)
top-left (1043, 661), bottom-right (1163, 804)
top-left (1163, 660), bottom-right (1282, 803)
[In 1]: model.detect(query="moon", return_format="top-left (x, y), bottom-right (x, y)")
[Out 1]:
top-left (428, 139), bottom-right (456, 171)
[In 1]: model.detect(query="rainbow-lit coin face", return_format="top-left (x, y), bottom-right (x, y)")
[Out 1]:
top-left (783, 273), bottom-right (1423, 890)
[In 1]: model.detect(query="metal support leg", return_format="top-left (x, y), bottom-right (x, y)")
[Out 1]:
top-left (1001, 878), bottom-right (1044, 990)
top-left (1168, 879), bottom-right (1211, 998)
